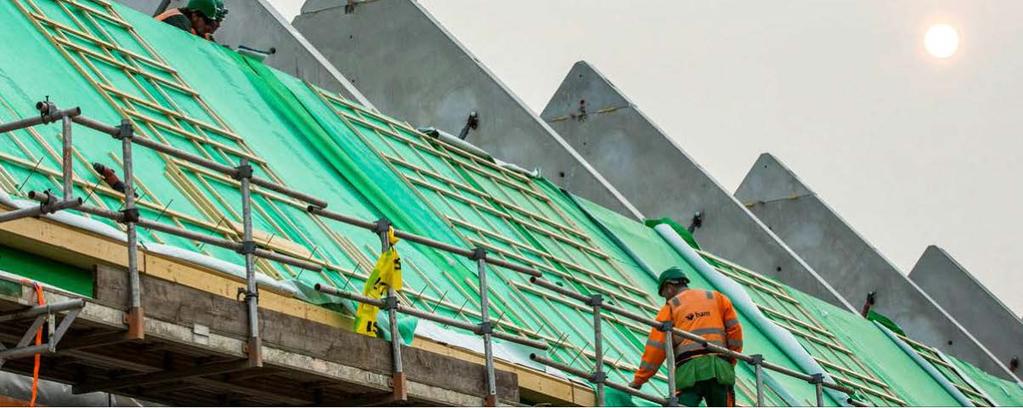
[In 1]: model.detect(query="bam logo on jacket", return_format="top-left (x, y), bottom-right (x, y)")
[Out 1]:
top-left (685, 311), bottom-right (711, 320)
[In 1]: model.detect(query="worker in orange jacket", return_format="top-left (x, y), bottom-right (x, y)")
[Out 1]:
top-left (629, 267), bottom-right (743, 407)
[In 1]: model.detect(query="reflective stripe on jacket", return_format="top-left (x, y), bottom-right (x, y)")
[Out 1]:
top-left (632, 288), bottom-right (743, 386)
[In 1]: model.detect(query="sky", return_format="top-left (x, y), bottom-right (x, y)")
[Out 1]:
top-left (268, 1), bottom-right (1022, 316)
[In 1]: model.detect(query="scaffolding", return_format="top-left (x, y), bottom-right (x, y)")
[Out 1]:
top-left (0, 101), bottom-right (873, 406)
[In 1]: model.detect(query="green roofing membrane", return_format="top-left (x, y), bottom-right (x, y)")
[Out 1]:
top-left (0, 0), bottom-right (1018, 406)
top-left (947, 355), bottom-right (1023, 406)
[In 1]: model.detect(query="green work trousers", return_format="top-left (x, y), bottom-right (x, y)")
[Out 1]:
top-left (677, 379), bottom-right (734, 407)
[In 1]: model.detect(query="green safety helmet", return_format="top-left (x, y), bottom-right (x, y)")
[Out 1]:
top-left (187, 0), bottom-right (228, 21)
top-left (657, 267), bottom-right (690, 290)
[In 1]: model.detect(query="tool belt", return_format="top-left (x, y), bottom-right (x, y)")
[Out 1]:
top-left (675, 350), bottom-right (728, 367)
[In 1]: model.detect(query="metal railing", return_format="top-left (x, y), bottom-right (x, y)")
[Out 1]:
top-left (0, 102), bottom-right (871, 406)
top-left (0, 102), bottom-right (321, 371)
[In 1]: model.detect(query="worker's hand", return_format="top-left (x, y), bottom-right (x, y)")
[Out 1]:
top-left (628, 381), bottom-right (642, 390)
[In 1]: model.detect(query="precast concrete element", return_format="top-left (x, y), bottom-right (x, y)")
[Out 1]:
top-left (115, 0), bottom-right (373, 106)
top-left (910, 245), bottom-right (1023, 379)
top-left (735, 152), bottom-right (1019, 381)
top-left (540, 61), bottom-right (852, 312)
top-left (293, 0), bottom-right (642, 218)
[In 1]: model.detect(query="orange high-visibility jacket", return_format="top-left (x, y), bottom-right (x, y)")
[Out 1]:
top-left (633, 288), bottom-right (743, 386)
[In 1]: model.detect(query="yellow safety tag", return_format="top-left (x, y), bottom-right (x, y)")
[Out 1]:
top-left (354, 227), bottom-right (402, 337)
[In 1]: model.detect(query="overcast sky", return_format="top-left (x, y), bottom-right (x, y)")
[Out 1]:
top-left (268, 1), bottom-right (1022, 316)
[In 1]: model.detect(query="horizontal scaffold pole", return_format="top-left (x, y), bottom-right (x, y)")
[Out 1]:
top-left (313, 284), bottom-right (547, 350)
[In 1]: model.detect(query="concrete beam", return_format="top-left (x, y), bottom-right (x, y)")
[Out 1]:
top-left (540, 60), bottom-right (853, 311)
top-left (115, 0), bottom-right (373, 106)
top-left (735, 152), bottom-right (1019, 381)
top-left (910, 245), bottom-right (1023, 379)
top-left (293, 0), bottom-right (643, 219)
top-left (91, 264), bottom-right (521, 403)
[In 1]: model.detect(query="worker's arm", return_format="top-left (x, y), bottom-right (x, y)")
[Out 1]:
top-left (720, 293), bottom-right (743, 357)
top-left (629, 305), bottom-right (672, 388)
top-left (161, 14), bottom-right (193, 32)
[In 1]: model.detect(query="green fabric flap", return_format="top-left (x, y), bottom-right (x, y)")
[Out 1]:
top-left (866, 309), bottom-right (906, 336)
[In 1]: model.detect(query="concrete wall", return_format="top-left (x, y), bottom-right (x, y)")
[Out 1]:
top-left (911, 245), bottom-right (1023, 379)
top-left (735, 153), bottom-right (1019, 381)
top-left (293, 0), bottom-right (642, 219)
top-left (539, 61), bottom-right (853, 312)
top-left (116, 0), bottom-right (373, 106)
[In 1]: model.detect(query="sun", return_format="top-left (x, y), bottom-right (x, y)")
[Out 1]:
top-left (925, 24), bottom-right (960, 59)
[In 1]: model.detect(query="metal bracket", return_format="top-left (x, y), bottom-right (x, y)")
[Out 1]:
top-left (115, 119), bottom-right (133, 140)
top-left (34, 190), bottom-right (56, 214)
top-left (236, 240), bottom-right (257, 255)
top-left (232, 164), bottom-right (253, 181)
top-left (36, 98), bottom-right (58, 124)
top-left (235, 287), bottom-right (258, 302)
top-left (381, 295), bottom-right (398, 311)
top-left (588, 371), bottom-right (607, 384)
top-left (749, 354), bottom-right (764, 365)
top-left (656, 321), bottom-right (673, 332)
top-left (585, 294), bottom-right (603, 308)
top-left (457, 111), bottom-right (479, 140)
top-left (373, 218), bottom-right (392, 235)
top-left (687, 211), bottom-right (703, 233)
top-left (474, 321), bottom-right (493, 336)
top-left (809, 373), bottom-right (824, 384)
top-left (469, 246), bottom-right (487, 261)
top-left (120, 207), bottom-right (140, 223)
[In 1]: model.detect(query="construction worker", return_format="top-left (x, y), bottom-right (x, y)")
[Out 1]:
top-left (629, 267), bottom-right (743, 407)
top-left (155, 0), bottom-right (228, 41)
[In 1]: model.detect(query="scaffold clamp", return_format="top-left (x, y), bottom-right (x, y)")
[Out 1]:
top-left (115, 119), bottom-right (133, 140)
top-left (470, 246), bottom-right (487, 261)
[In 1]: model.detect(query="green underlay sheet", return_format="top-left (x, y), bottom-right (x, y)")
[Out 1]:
top-left (947, 354), bottom-right (1023, 406)
top-left (789, 288), bottom-right (961, 406)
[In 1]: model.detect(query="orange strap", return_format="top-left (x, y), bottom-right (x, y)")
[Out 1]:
top-left (21, 280), bottom-right (44, 407)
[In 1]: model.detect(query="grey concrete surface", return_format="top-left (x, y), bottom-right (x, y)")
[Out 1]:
top-left (293, 0), bottom-right (643, 219)
top-left (115, 0), bottom-right (373, 106)
top-left (911, 245), bottom-right (1023, 379)
top-left (92, 264), bottom-right (521, 404)
top-left (736, 152), bottom-right (1019, 381)
top-left (540, 60), bottom-right (853, 312)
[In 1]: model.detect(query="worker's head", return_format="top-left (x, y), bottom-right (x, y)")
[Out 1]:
top-left (657, 267), bottom-right (690, 300)
top-left (186, 0), bottom-right (227, 37)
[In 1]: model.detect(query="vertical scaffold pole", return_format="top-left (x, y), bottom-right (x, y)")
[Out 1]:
top-left (471, 247), bottom-right (498, 406)
top-left (811, 373), bottom-right (824, 407)
top-left (588, 294), bottom-right (605, 406)
top-left (660, 321), bottom-right (677, 406)
top-left (750, 354), bottom-right (764, 406)
top-left (118, 120), bottom-right (143, 340)
top-left (377, 219), bottom-right (406, 401)
top-left (236, 158), bottom-right (261, 367)
top-left (60, 114), bottom-right (72, 200)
